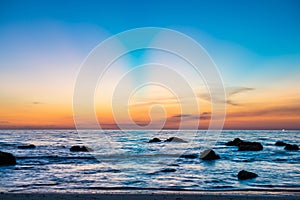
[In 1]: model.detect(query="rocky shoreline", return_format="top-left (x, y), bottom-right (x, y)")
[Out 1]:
top-left (1, 136), bottom-right (298, 183)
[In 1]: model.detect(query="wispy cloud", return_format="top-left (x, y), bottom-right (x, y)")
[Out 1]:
top-left (199, 86), bottom-right (255, 106)
top-left (229, 104), bottom-right (300, 118)
top-left (128, 96), bottom-right (180, 107)
top-left (226, 99), bottom-right (240, 106)
top-left (32, 101), bottom-right (44, 105)
top-left (172, 114), bottom-right (192, 118)
top-left (227, 87), bottom-right (255, 96)
top-left (128, 87), bottom-right (254, 108)
top-left (0, 121), bottom-right (9, 124)
top-left (170, 112), bottom-right (212, 121)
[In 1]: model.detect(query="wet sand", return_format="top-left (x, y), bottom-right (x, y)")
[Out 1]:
top-left (1, 192), bottom-right (299, 200)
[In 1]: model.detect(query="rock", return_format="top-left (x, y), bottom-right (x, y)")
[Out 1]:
top-left (168, 164), bottom-right (180, 167)
top-left (180, 154), bottom-right (198, 159)
top-left (17, 144), bottom-right (36, 149)
top-left (284, 144), bottom-right (299, 150)
top-left (237, 170), bottom-right (258, 180)
top-left (226, 138), bottom-right (243, 146)
top-left (238, 142), bottom-right (263, 151)
top-left (161, 168), bottom-right (176, 172)
top-left (0, 151), bottom-right (17, 166)
top-left (70, 145), bottom-right (89, 152)
top-left (148, 138), bottom-right (161, 143)
top-left (226, 138), bottom-right (263, 151)
top-left (275, 141), bottom-right (287, 146)
top-left (200, 149), bottom-right (220, 160)
top-left (164, 137), bottom-right (187, 143)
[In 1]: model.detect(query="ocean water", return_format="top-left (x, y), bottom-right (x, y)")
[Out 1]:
top-left (0, 130), bottom-right (299, 193)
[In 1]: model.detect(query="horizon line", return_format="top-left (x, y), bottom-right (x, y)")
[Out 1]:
top-left (0, 128), bottom-right (298, 131)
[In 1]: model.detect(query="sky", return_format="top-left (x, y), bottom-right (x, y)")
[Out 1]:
top-left (0, 0), bottom-right (300, 129)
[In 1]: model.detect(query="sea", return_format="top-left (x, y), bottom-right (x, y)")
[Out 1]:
top-left (0, 130), bottom-right (299, 193)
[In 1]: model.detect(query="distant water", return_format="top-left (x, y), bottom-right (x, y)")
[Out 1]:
top-left (0, 130), bottom-right (299, 193)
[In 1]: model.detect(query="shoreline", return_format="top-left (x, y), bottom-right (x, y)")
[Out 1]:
top-left (1, 191), bottom-right (300, 200)
top-left (2, 188), bottom-right (300, 194)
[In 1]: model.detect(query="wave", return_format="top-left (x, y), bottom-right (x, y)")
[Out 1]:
top-left (87, 186), bottom-right (300, 193)
top-left (16, 156), bottom-right (96, 160)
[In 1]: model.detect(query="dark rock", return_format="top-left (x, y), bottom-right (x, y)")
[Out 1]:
top-left (17, 144), bottom-right (36, 149)
top-left (200, 149), bottom-right (220, 160)
top-left (148, 138), bottom-right (161, 143)
top-left (168, 164), bottom-right (180, 167)
top-left (226, 138), bottom-right (263, 151)
top-left (70, 145), bottom-right (90, 152)
top-left (237, 170), bottom-right (258, 180)
top-left (284, 144), bottom-right (299, 151)
top-left (226, 138), bottom-right (243, 146)
top-left (275, 141), bottom-right (287, 146)
top-left (242, 159), bottom-right (252, 162)
top-left (0, 151), bottom-right (17, 166)
top-left (164, 137), bottom-right (187, 143)
top-left (238, 142), bottom-right (263, 151)
top-left (180, 154), bottom-right (198, 159)
top-left (161, 168), bottom-right (176, 172)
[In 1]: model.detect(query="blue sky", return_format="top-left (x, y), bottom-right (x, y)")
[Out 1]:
top-left (1, 0), bottom-right (299, 57)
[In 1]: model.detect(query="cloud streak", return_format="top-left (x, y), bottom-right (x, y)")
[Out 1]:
top-left (229, 104), bottom-right (300, 118)
top-left (227, 87), bottom-right (255, 96)
top-left (128, 96), bottom-right (180, 107)
top-left (170, 112), bottom-right (212, 121)
top-left (198, 86), bottom-right (255, 106)
top-left (32, 101), bottom-right (44, 105)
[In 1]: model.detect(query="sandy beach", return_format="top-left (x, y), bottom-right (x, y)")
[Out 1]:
top-left (1, 192), bottom-right (299, 200)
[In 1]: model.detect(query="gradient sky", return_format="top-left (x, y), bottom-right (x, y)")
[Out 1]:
top-left (0, 0), bottom-right (300, 129)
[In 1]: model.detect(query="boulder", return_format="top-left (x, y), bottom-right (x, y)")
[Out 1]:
top-left (164, 137), bottom-right (187, 143)
top-left (275, 141), bottom-right (287, 146)
top-left (200, 149), bottom-right (220, 160)
top-left (226, 138), bottom-right (243, 146)
top-left (237, 170), bottom-right (258, 180)
top-left (284, 144), bottom-right (299, 151)
top-left (70, 145), bottom-right (89, 152)
top-left (17, 144), bottom-right (36, 149)
top-left (238, 142), bottom-right (263, 151)
top-left (180, 154), bottom-right (198, 159)
top-left (148, 138), bottom-right (161, 143)
top-left (0, 151), bottom-right (17, 166)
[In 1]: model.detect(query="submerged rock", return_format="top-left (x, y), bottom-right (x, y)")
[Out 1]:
top-left (238, 142), bottom-right (263, 151)
top-left (168, 164), bottom-right (180, 167)
top-left (17, 144), bottom-right (36, 149)
top-left (180, 154), bottom-right (198, 159)
top-left (70, 145), bottom-right (90, 152)
top-left (160, 168), bottom-right (176, 173)
top-left (237, 170), bottom-right (258, 180)
top-left (164, 137), bottom-right (187, 143)
top-left (0, 151), bottom-right (16, 166)
top-left (226, 138), bottom-right (243, 146)
top-left (284, 144), bottom-right (299, 151)
top-left (148, 138), bottom-right (161, 143)
top-left (275, 141), bottom-right (287, 146)
top-left (200, 149), bottom-right (220, 160)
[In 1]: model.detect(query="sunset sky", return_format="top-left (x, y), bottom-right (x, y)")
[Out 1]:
top-left (0, 0), bottom-right (300, 129)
